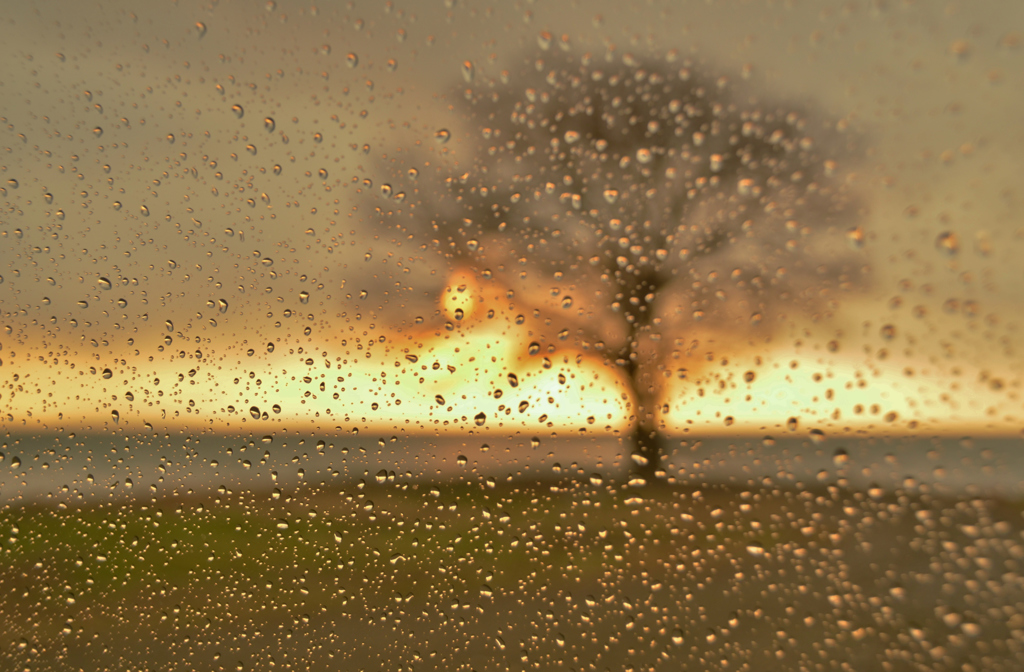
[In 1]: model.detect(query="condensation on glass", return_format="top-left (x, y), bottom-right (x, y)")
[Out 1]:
top-left (1, 1), bottom-right (1023, 670)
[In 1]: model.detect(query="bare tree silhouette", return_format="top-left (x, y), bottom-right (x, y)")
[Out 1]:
top-left (386, 49), bottom-right (866, 482)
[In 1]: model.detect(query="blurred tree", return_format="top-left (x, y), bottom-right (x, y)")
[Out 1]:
top-left (387, 49), bottom-right (865, 481)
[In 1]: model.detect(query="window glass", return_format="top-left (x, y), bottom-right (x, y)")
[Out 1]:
top-left (2, 1), bottom-right (1023, 669)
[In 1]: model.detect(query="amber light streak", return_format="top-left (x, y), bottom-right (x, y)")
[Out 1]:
top-left (2, 273), bottom-right (1022, 439)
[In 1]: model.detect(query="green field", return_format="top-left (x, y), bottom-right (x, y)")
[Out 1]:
top-left (4, 472), bottom-right (1024, 672)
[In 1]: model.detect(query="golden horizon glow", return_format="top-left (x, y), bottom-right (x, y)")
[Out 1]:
top-left (3, 274), bottom-right (1022, 438)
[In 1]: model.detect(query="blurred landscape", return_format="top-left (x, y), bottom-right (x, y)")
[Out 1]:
top-left (2, 0), bottom-right (1024, 670)
top-left (3, 435), bottom-right (1024, 671)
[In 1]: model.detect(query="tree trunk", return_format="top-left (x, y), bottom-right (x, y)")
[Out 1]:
top-left (622, 305), bottom-right (666, 484)
top-left (625, 372), bottom-right (666, 484)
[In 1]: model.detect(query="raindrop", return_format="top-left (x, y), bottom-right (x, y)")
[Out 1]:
top-left (264, 117), bottom-right (276, 132)
top-left (435, 129), bottom-right (451, 144)
top-left (101, 368), bottom-right (113, 379)
top-left (936, 231), bottom-right (959, 255)
top-left (231, 104), bottom-right (244, 118)
top-left (507, 373), bottom-right (518, 387)
top-left (249, 406), bottom-right (261, 420)
top-left (461, 60), bottom-right (475, 83)
top-left (92, 127), bottom-right (103, 138)
top-left (346, 53), bottom-right (359, 68)
top-left (474, 412), bottom-right (487, 426)
top-left (527, 342), bottom-right (541, 355)
top-left (195, 22), bottom-right (207, 38)
top-left (140, 205), bottom-right (150, 217)
top-left (98, 277), bottom-right (112, 290)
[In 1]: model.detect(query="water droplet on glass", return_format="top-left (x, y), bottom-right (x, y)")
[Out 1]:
top-left (140, 205), bottom-right (149, 217)
top-left (231, 104), bottom-right (244, 118)
top-left (936, 231), bottom-right (959, 255)
top-left (92, 127), bottom-right (103, 138)
top-left (346, 53), bottom-right (359, 68)
top-left (435, 129), bottom-right (451, 144)
top-left (461, 60), bottom-right (475, 83)
top-left (474, 412), bottom-right (487, 426)
top-left (101, 368), bottom-right (113, 379)
top-left (195, 22), bottom-right (207, 38)
top-left (527, 342), bottom-right (541, 355)
top-left (98, 277), bottom-right (112, 290)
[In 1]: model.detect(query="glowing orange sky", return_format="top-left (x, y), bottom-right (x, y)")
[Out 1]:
top-left (2, 270), bottom-right (1021, 439)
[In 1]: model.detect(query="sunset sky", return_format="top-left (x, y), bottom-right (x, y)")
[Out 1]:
top-left (1, 0), bottom-right (1023, 440)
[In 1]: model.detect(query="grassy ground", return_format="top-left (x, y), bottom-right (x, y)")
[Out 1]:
top-left (3, 473), bottom-right (1024, 671)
